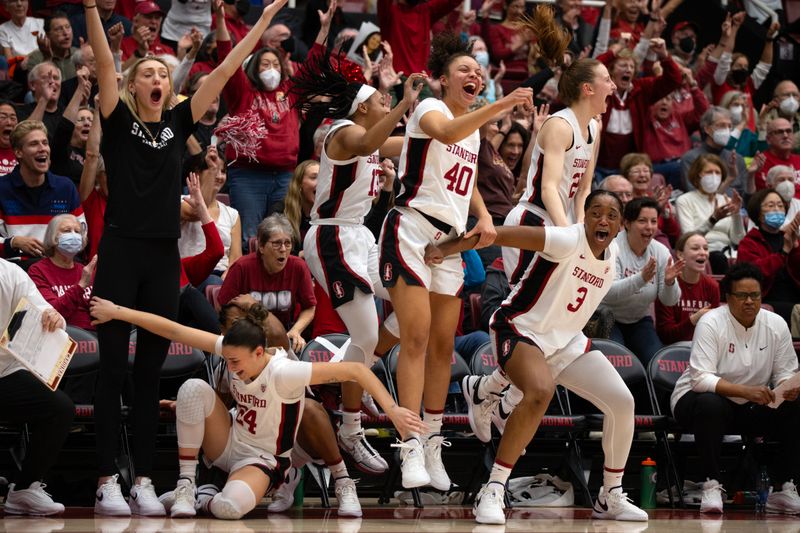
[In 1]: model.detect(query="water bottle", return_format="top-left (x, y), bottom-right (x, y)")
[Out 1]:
top-left (756, 467), bottom-right (770, 513)
top-left (640, 457), bottom-right (657, 509)
top-left (293, 467), bottom-right (305, 508)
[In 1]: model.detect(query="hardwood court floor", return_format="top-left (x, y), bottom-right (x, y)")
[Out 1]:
top-left (2, 506), bottom-right (798, 533)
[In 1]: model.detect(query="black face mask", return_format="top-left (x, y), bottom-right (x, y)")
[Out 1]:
top-left (730, 68), bottom-right (749, 85)
top-left (678, 36), bottom-right (695, 54)
top-left (281, 37), bottom-right (294, 54)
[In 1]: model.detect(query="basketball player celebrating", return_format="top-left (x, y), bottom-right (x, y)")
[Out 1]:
top-left (290, 54), bottom-right (426, 475)
top-left (376, 28), bottom-right (535, 491)
top-left (426, 190), bottom-right (648, 524)
top-left (89, 296), bottom-right (423, 520)
top-left (463, 56), bottom-right (618, 444)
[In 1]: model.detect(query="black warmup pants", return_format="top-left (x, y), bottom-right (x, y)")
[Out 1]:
top-left (92, 234), bottom-right (180, 477)
top-left (674, 391), bottom-right (800, 485)
top-left (0, 370), bottom-right (74, 487)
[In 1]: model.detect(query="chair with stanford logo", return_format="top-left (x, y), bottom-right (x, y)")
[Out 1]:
top-left (377, 343), bottom-right (472, 507)
top-left (298, 333), bottom-right (353, 509)
top-left (583, 338), bottom-right (682, 507)
top-left (465, 341), bottom-right (592, 506)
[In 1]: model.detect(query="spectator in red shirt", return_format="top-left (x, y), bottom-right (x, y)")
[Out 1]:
top-left (120, 1), bottom-right (173, 67)
top-left (756, 118), bottom-right (800, 194)
top-left (609, 0), bottom-right (646, 45)
top-left (484, 0), bottom-right (530, 75)
top-left (377, 0), bottom-right (462, 77)
top-left (656, 231), bottom-right (720, 344)
top-left (219, 213), bottom-right (316, 352)
top-left (27, 213), bottom-right (96, 331)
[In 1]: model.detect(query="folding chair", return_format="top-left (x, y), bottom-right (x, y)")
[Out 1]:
top-left (586, 338), bottom-right (682, 507)
top-left (465, 341), bottom-right (592, 506)
top-left (298, 333), bottom-right (353, 508)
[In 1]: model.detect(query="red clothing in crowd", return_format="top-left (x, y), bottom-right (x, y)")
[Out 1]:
top-left (737, 228), bottom-right (800, 297)
top-left (485, 23), bottom-right (529, 73)
top-left (310, 281), bottom-right (348, 338)
top-left (655, 274), bottom-right (720, 344)
top-left (218, 252), bottom-right (316, 329)
top-left (643, 85), bottom-right (708, 163)
top-left (0, 146), bottom-right (17, 175)
top-left (82, 189), bottom-right (106, 261)
top-left (597, 52), bottom-right (682, 169)
top-left (217, 39), bottom-right (301, 171)
top-left (609, 18), bottom-right (645, 46)
top-left (120, 35), bottom-right (176, 61)
top-left (377, 0), bottom-right (462, 76)
top-left (211, 15), bottom-right (251, 52)
top-left (27, 257), bottom-right (95, 331)
top-left (711, 77), bottom-right (757, 131)
top-left (180, 221), bottom-right (224, 288)
top-left (755, 149), bottom-right (800, 195)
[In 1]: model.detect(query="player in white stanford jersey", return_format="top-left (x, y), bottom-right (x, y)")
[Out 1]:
top-left (89, 298), bottom-right (423, 520)
top-left (505, 58), bottom-right (617, 285)
top-left (292, 53), bottom-right (426, 474)
top-left (427, 191), bottom-right (648, 524)
top-left (377, 31), bottom-right (534, 491)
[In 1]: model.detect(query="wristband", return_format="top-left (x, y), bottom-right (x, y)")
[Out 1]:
top-left (84, 3), bottom-right (97, 7)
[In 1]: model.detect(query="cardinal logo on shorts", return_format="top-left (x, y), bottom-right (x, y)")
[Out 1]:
top-left (333, 281), bottom-right (344, 299)
top-left (383, 263), bottom-right (393, 282)
top-left (261, 384), bottom-right (267, 392)
top-left (604, 266), bottom-right (610, 274)
top-left (502, 339), bottom-right (511, 357)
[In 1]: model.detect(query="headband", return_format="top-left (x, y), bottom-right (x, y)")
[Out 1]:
top-left (348, 84), bottom-right (378, 116)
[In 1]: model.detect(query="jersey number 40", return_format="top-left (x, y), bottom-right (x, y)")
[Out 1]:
top-left (444, 163), bottom-right (474, 197)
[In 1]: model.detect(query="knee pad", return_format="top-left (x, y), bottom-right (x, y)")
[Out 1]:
top-left (209, 479), bottom-right (256, 520)
top-left (176, 379), bottom-right (216, 425)
top-left (343, 343), bottom-right (368, 365)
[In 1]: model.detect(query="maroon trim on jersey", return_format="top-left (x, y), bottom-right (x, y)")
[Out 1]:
top-left (526, 155), bottom-right (545, 206)
top-left (275, 401), bottom-right (301, 456)
top-left (318, 161), bottom-right (359, 220)
top-left (335, 226), bottom-right (372, 289)
top-left (509, 209), bottom-right (545, 285)
top-left (504, 255), bottom-right (558, 321)
top-left (395, 138), bottom-right (432, 208)
top-left (315, 226), bottom-right (332, 288)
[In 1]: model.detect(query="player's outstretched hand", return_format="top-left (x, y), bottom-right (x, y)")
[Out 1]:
top-left (387, 404), bottom-right (425, 437)
top-left (424, 243), bottom-right (444, 265)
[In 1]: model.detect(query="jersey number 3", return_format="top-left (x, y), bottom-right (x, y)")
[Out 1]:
top-left (567, 286), bottom-right (588, 312)
top-left (444, 163), bottom-right (474, 196)
top-left (236, 406), bottom-right (258, 434)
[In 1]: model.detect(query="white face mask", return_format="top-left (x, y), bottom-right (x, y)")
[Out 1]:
top-left (711, 128), bottom-right (731, 146)
top-left (700, 172), bottom-right (722, 194)
top-left (259, 68), bottom-right (280, 91)
top-left (775, 180), bottom-right (795, 203)
top-left (729, 105), bottom-right (743, 124)
top-left (780, 96), bottom-right (800, 116)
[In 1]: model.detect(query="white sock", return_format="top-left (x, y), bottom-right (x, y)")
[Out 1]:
top-left (603, 467), bottom-right (624, 493)
top-left (340, 409), bottom-right (362, 438)
top-left (479, 369), bottom-right (511, 399)
top-left (501, 384), bottom-right (523, 412)
top-left (488, 461), bottom-right (513, 486)
top-left (179, 455), bottom-right (197, 483)
top-left (422, 410), bottom-right (443, 439)
top-left (329, 459), bottom-right (348, 481)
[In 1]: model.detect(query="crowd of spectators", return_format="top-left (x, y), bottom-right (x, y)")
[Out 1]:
top-left (1, 0), bottom-right (800, 515)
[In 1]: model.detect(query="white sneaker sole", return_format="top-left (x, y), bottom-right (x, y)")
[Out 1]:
top-left (4, 503), bottom-right (64, 516)
top-left (170, 504), bottom-right (197, 518)
top-left (94, 503), bottom-right (132, 517)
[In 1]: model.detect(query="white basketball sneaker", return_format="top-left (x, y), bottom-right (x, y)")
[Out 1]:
top-left (94, 475), bottom-right (131, 516)
top-left (592, 486), bottom-right (649, 521)
top-left (391, 437), bottom-right (430, 489)
top-left (4, 482), bottom-right (65, 516)
top-left (473, 482), bottom-right (506, 524)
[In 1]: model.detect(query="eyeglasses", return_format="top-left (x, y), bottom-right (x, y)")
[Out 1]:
top-left (729, 291), bottom-right (761, 301)
top-left (267, 239), bottom-right (292, 250)
top-left (768, 128), bottom-right (793, 136)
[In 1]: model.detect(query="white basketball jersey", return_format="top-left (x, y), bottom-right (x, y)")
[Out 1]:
top-left (395, 98), bottom-right (480, 234)
top-left (494, 225), bottom-right (617, 356)
top-left (522, 108), bottom-right (597, 224)
top-left (214, 341), bottom-right (311, 458)
top-left (311, 119), bottom-right (382, 225)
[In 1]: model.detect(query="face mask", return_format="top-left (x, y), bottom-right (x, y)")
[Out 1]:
top-left (775, 180), bottom-right (795, 203)
top-left (730, 68), bottom-right (748, 85)
top-left (729, 105), bottom-right (743, 124)
top-left (57, 231), bottom-right (83, 257)
top-left (711, 127), bottom-right (731, 146)
top-left (259, 68), bottom-right (280, 91)
top-left (700, 173), bottom-right (721, 194)
top-left (780, 96), bottom-right (800, 116)
top-left (474, 50), bottom-right (490, 69)
top-left (764, 211), bottom-right (786, 229)
top-left (678, 36), bottom-right (695, 54)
